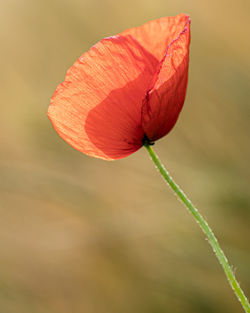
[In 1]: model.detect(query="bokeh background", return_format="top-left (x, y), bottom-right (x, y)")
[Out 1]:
top-left (1, 0), bottom-right (250, 312)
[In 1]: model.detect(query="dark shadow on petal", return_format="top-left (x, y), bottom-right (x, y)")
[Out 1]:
top-left (85, 70), bottom-right (153, 159)
top-left (84, 40), bottom-right (159, 159)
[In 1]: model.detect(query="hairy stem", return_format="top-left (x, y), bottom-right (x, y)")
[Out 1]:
top-left (144, 143), bottom-right (250, 313)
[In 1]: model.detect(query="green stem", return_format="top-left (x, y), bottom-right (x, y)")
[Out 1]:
top-left (144, 143), bottom-right (250, 313)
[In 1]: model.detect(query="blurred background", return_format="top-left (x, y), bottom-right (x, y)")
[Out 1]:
top-left (0, 0), bottom-right (250, 312)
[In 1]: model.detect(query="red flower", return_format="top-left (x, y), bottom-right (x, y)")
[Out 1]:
top-left (48, 14), bottom-right (191, 160)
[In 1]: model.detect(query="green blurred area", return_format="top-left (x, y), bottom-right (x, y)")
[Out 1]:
top-left (0, 0), bottom-right (250, 312)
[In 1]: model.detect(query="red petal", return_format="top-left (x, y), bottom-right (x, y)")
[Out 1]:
top-left (141, 16), bottom-right (191, 141)
top-left (48, 36), bottom-right (158, 160)
top-left (120, 14), bottom-right (189, 61)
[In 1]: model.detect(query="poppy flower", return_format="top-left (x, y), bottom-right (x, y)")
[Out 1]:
top-left (48, 14), bottom-right (191, 160)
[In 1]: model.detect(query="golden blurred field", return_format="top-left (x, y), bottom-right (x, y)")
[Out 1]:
top-left (0, 0), bottom-right (250, 312)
